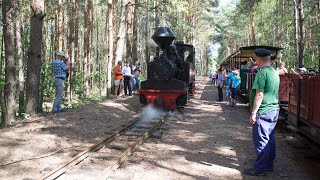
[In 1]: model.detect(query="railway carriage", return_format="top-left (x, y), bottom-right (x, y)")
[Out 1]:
top-left (222, 46), bottom-right (320, 144)
top-left (139, 27), bottom-right (196, 110)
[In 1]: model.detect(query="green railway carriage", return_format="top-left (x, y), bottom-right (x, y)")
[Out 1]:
top-left (221, 46), bottom-right (283, 93)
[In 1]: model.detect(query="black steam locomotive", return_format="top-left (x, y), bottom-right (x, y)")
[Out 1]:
top-left (139, 27), bottom-right (196, 109)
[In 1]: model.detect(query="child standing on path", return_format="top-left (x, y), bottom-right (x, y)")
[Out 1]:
top-left (211, 71), bottom-right (216, 86)
top-left (216, 69), bottom-right (224, 101)
top-left (225, 68), bottom-right (234, 105)
top-left (230, 70), bottom-right (241, 107)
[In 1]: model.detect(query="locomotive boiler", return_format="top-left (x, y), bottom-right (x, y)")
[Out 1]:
top-left (139, 27), bottom-right (196, 109)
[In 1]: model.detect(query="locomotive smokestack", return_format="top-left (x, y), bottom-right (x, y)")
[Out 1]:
top-left (152, 27), bottom-right (175, 52)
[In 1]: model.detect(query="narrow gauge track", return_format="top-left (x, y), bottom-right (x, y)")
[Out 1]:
top-left (41, 111), bottom-right (170, 180)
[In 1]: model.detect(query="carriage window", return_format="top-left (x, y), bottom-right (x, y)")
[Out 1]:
top-left (183, 50), bottom-right (190, 61)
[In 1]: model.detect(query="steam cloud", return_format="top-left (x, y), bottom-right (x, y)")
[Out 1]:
top-left (139, 105), bottom-right (166, 124)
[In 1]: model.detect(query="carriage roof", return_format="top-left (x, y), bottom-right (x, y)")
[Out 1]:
top-left (222, 46), bottom-right (284, 65)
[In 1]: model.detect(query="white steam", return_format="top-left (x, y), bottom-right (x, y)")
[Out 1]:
top-left (139, 105), bottom-right (166, 123)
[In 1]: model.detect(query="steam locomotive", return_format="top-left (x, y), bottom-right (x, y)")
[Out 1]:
top-left (139, 27), bottom-right (196, 109)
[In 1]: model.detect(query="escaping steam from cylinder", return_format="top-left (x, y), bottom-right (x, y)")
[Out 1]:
top-left (139, 105), bottom-right (166, 123)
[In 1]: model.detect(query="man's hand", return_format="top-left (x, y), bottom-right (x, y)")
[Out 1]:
top-left (250, 114), bottom-right (256, 125)
top-left (250, 90), bottom-right (263, 125)
top-left (64, 58), bottom-right (70, 65)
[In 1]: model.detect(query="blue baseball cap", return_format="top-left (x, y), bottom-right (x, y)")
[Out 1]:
top-left (254, 48), bottom-right (271, 57)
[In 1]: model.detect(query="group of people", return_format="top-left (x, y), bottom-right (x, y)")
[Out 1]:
top-left (51, 51), bottom-right (141, 112)
top-left (211, 67), bottom-right (241, 107)
top-left (240, 55), bottom-right (289, 75)
top-left (113, 60), bottom-right (141, 98)
top-left (212, 54), bottom-right (290, 109)
top-left (241, 54), bottom-right (311, 77)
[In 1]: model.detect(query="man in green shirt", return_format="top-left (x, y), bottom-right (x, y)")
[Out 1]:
top-left (244, 48), bottom-right (280, 176)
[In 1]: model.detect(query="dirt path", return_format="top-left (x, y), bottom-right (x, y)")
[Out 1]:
top-left (0, 96), bottom-right (141, 179)
top-left (0, 77), bottom-right (319, 180)
top-left (110, 77), bottom-right (320, 180)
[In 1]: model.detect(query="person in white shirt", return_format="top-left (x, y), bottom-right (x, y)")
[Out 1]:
top-left (131, 59), bottom-right (141, 94)
top-left (122, 61), bottom-right (132, 96)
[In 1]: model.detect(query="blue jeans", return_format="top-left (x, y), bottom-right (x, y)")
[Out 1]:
top-left (252, 110), bottom-right (279, 173)
top-left (52, 78), bottom-right (64, 112)
top-left (133, 77), bottom-right (140, 91)
top-left (231, 87), bottom-right (239, 100)
top-left (210, 78), bottom-right (215, 85)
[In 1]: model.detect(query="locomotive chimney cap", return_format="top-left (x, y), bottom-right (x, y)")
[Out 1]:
top-left (152, 27), bottom-right (175, 50)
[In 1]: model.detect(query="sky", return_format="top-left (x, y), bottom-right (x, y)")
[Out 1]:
top-left (220, 0), bottom-right (235, 7)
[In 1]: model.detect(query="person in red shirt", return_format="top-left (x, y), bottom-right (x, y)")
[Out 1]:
top-left (113, 61), bottom-right (123, 97)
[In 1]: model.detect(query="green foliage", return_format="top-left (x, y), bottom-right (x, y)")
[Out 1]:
top-left (72, 71), bottom-right (86, 96)
top-left (140, 74), bottom-right (147, 82)
top-left (0, 76), bottom-right (4, 90)
top-left (215, 0), bottom-right (320, 71)
top-left (304, 48), bottom-right (319, 71)
top-left (41, 62), bottom-right (54, 100)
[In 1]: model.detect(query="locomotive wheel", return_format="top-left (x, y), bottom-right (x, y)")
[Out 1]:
top-left (139, 94), bottom-right (147, 105)
top-left (176, 93), bottom-right (188, 107)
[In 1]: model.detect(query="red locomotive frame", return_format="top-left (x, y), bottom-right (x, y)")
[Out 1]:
top-left (139, 89), bottom-right (188, 110)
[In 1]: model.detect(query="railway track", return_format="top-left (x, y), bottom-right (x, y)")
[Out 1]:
top-left (40, 110), bottom-right (171, 180)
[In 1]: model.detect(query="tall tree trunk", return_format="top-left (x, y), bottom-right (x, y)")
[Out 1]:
top-left (2, 0), bottom-right (17, 124)
top-left (145, 0), bottom-right (149, 63)
top-left (39, 1), bottom-right (46, 112)
top-left (191, 1), bottom-right (195, 45)
top-left (280, 0), bottom-right (285, 45)
top-left (88, 0), bottom-right (93, 91)
top-left (0, 33), bottom-right (4, 125)
top-left (187, 0), bottom-right (193, 44)
top-left (74, 0), bottom-right (79, 90)
top-left (83, 0), bottom-right (89, 96)
top-left (249, 0), bottom-right (256, 45)
top-left (15, 0), bottom-right (25, 115)
top-left (132, 0), bottom-right (138, 60)
top-left (95, 14), bottom-right (101, 94)
top-left (297, 0), bottom-right (305, 67)
top-left (50, 18), bottom-right (55, 61)
top-left (294, 0), bottom-right (305, 67)
top-left (126, 0), bottom-right (134, 61)
top-left (57, 0), bottom-right (63, 51)
top-left (155, 0), bottom-right (159, 28)
top-left (53, 10), bottom-right (58, 57)
top-left (182, 12), bottom-right (186, 42)
top-left (115, 0), bottom-right (128, 66)
top-left (67, 0), bottom-right (75, 102)
top-left (106, 0), bottom-right (115, 97)
top-left (205, 48), bottom-right (209, 74)
top-left (26, 0), bottom-right (45, 115)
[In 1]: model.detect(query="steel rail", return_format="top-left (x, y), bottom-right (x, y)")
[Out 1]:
top-left (40, 117), bottom-right (141, 180)
top-left (97, 112), bottom-right (169, 180)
